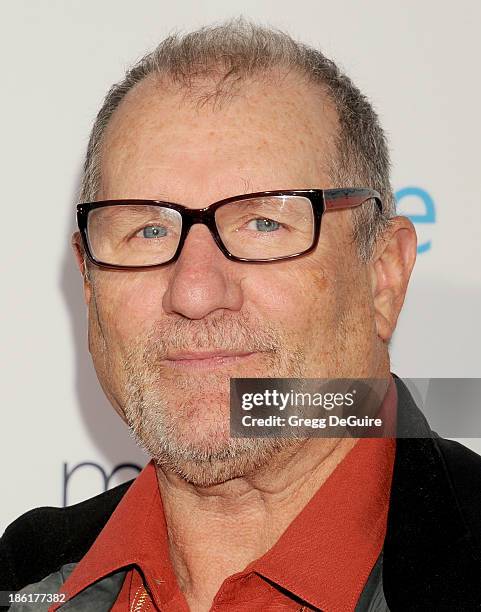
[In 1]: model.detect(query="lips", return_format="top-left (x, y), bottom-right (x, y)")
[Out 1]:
top-left (165, 350), bottom-right (256, 361)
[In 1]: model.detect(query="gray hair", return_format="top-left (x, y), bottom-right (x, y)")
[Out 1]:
top-left (79, 18), bottom-right (395, 264)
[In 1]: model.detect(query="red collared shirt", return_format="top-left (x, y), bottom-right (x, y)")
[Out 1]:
top-left (52, 379), bottom-right (397, 612)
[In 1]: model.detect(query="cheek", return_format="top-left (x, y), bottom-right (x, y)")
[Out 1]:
top-left (245, 251), bottom-right (368, 348)
top-left (95, 273), bottom-right (166, 343)
top-left (242, 262), bottom-right (333, 335)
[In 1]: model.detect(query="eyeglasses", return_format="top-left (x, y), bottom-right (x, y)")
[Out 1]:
top-left (76, 188), bottom-right (382, 269)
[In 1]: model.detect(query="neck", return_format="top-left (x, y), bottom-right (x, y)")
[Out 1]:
top-left (154, 435), bottom-right (359, 609)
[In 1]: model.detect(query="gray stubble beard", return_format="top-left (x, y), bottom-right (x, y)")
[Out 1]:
top-left (120, 313), bottom-right (307, 486)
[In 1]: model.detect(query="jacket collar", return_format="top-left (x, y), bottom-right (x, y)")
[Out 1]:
top-left (384, 376), bottom-right (481, 609)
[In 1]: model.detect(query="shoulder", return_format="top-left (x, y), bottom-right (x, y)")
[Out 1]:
top-left (435, 436), bottom-right (481, 481)
top-left (434, 437), bottom-right (481, 550)
top-left (6, 564), bottom-right (77, 612)
top-left (0, 479), bottom-right (133, 595)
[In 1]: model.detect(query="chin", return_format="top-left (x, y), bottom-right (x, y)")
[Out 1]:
top-left (128, 401), bottom-right (294, 486)
top-left (122, 360), bottom-right (300, 483)
top-left (152, 436), bottom-right (292, 487)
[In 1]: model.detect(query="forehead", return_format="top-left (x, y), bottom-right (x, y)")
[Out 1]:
top-left (99, 70), bottom-right (339, 203)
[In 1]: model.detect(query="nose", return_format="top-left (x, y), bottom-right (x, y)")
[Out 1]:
top-left (162, 224), bottom-right (244, 320)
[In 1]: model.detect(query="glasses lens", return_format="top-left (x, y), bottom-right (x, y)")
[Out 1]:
top-left (215, 195), bottom-right (315, 260)
top-left (87, 205), bottom-right (182, 266)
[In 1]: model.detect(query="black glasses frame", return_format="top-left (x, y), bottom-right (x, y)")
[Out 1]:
top-left (76, 188), bottom-right (382, 270)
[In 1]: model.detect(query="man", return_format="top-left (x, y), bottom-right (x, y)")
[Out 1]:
top-left (1, 19), bottom-right (480, 611)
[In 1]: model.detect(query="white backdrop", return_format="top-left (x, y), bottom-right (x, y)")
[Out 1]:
top-left (1, 0), bottom-right (480, 533)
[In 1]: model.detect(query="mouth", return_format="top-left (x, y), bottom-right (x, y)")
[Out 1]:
top-left (161, 350), bottom-right (259, 370)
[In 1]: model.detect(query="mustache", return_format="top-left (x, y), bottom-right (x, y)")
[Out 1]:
top-left (124, 312), bottom-right (283, 362)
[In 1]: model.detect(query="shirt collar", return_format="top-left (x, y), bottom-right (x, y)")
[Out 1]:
top-left (53, 460), bottom-right (177, 607)
top-left (249, 435), bottom-right (396, 610)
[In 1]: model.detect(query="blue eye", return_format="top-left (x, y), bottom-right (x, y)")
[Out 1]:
top-left (140, 225), bottom-right (167, 238)
top-left (247, 218), bottom-right (281, 232)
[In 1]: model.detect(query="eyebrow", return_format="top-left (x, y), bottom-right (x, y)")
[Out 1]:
top-left (148, 178), bottom-right (256, 205)
top-left (120, 177), bottom-right (258, 207)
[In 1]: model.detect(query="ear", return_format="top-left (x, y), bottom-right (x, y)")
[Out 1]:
top-left (369, 216), bottom-right (417, 341)
top-left (71, 231), bottom-right (92, 306)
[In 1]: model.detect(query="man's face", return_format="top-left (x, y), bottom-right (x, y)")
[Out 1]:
top-left (75, 72), bottom-right (385, 484)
